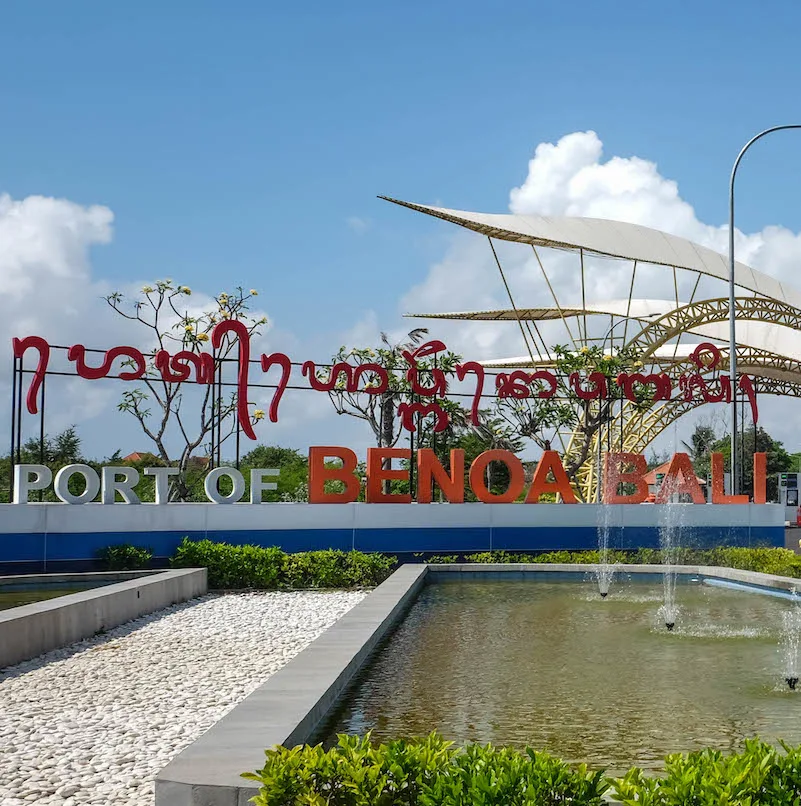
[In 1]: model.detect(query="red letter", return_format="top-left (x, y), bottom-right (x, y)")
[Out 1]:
top-left (308, 447), bottom-right (359, 503)
top-left (753, 452), bottom-right (767, 504)
top-left (469, 450), bottom-right (525, 503)
top-left (710, 453), bottom-right (748, 504)
top-left (417, 449), bottom-right (464, 504)
top-left (12, 336), bottom-right (50, 414)
top-left (211, 320), bottom-right (255, 440)
top-left (456, 362), bottom-right (485, 426)
top-left (366, 448), bottom-right (411, 504)
top-left (67, 345), bottom-right (145, 380)
top-left (655, 453), bottom-right (705, 504)
top-left (603, 452), bottom-right (648, 504)
top-left (526, 450), bottom-right (578, 503)
top-left (260, 353), bottom-right (292, 422)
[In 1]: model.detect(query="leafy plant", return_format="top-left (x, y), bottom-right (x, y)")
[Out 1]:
top-left (441, 547), bottom-right (801, 578)
top-left (171, 538), bottom-right (395, 590)
top-left (612, 739), bottom-right (801, 805)
top-left (243, 733), bottom-right (609, 806)
top-left (97, 543), bottom-right (153, 571)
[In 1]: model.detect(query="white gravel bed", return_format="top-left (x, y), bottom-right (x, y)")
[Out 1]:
top-left (0, 589), bottom-right (367, 805)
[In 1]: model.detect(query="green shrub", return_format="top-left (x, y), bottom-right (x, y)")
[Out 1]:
top-left (170, 538), bottom-right (395, 590)
top-left (612, 738), bottom-right (801, 805)
top-left (451, 547), bottom-right (801, 578)
top-left (97, 543), bottom-right (152, 571)
top-left (427, 555), bottom-right (459, 564)
top-left (243, 736), bottom-right (801, 805)
top-left (171, 538), bottom-right (284, 588)
top-left (243, 733), bottom-right (609, 806)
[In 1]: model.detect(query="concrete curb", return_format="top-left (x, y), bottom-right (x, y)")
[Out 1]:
top-left (0, 568), bottom-right (207, 670)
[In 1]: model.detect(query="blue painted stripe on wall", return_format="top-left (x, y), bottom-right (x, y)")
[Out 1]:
top-left (0, 525), bottom-right (784, 563)
top-left (354, 527), bottom-right (490, 553)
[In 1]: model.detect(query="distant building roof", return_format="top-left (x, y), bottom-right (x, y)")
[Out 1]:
top-left (121, 452), bottom-right (156, 463)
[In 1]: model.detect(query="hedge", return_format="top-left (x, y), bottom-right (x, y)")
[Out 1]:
top-left (170, 538), bottom-right (395, 590)
top-left (166, 540), bottom-right (801, 590)
top-left (244, 733), bottom-right (801, 806)
top-left (427, 547), bottom-right (801, 578)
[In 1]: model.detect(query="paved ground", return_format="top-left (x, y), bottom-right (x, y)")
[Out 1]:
top-left (0, 590), bottom-right (366, 806)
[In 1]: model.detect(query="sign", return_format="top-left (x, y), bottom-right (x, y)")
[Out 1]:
top-left (12, 448), bottom-right (767, 505)
top-left (12, 330), bottom-right (760, 440)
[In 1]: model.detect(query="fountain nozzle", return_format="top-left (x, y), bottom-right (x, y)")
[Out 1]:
top-left (787, 677), bottom-right (799, 691)
top-left (666, 622), bottom-right (675, 632)
top-left (600, 591), bottom-right (608, 599)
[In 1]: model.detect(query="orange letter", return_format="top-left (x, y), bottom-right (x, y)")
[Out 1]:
top-left (602, 452), bottom-right (648, 504)
top-left (753, 452), bottom-right (767, 504)
top-left (710, 452), bottom-right (748, 504)
top-left (525, 450), bottom-right (578, 503)
top-left (655, 452), bottom-right (705, 504)
top-left (366, 448), bottom-right (411, 504)
top-left (417, 449), bottom-right (465, 504)
top-left (308, 446), bottom-right (360, 504)
top-left (469, 450), bottom-right (525, 503)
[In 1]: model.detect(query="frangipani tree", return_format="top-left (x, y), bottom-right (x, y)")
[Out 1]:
top-left (325, 328), bottom-right (461, 452)
top-left (106, 280), bottom-right (267, 500)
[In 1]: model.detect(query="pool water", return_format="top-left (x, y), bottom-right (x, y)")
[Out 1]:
top-left (0, 587), bottom-right (94, 611)
top-left (321, 579), bottom-right (801, 774)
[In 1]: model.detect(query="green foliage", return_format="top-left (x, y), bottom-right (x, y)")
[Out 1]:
top-left (171, 538), bottom-right (395, 590)
top-left (283, 549), bottom-right (395, 589)
top-left (244, 735), bottom-right (801, 806)
top-left (240, 446), bottom-right (309, 502)
top-left (0, 427), bottom-right (89, 503)
top-left (243, 733), bottom-right (609, 806)
top-left (711, 424), bottom-right (793, 501)
top-left (613, 739), bottom-right (801, 805)
top-left (682, 422), bottom-right (717, 481)
top-left (427, 547), bottom-right (801, 578)
top-left (98, 543), bottom-right (153, 571)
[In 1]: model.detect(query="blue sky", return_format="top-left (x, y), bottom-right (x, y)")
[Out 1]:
top-left (3, 0), bottom-right (801, 456)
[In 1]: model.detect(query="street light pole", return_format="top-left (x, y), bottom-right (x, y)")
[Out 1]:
top-left (728, 125), bottom-right (801, 495)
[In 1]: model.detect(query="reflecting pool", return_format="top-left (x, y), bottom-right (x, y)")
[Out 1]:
top-left (321, 580), bottom-right (801, 774)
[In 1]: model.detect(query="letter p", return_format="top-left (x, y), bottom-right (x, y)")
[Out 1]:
top-left (13, 464), bottom-right (52, 503)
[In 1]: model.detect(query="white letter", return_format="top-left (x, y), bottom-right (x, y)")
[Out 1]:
top-left (13, 464), bottom-right (52, 504)
top-left (250, 468), bottom-right (279, 503)
top-left (204, 467), bottom-right (245, 504)
top-left (54, 464), bottom-right (101, 504)
top-left (101, 466), bottom-right (141, 504)
top-left (143, 466), bottom-right (179, 504)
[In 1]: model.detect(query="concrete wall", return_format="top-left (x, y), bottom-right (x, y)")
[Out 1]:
top-left (0, 568), bottom-right (207, 669)
top-left (0, 502), bottom-right (785, 569)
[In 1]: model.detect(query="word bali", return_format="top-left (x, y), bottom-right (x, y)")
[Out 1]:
top-left (13, 448), bottom-right (767, 505)
top-left (13, 324), bottom-right (759, 439)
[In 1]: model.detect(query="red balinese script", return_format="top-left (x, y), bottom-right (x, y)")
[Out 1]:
top-left (12, 332), bottom-right (759, 440)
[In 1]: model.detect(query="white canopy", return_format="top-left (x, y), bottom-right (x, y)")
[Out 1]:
top-left (410, 299), bottom-right (801, 363)
top-left (383, 197), bottom-right (801, 308)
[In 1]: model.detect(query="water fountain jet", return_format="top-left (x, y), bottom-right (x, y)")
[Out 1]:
top-left (594, 505), bottom-right (617, 599)
top-left (780, 593), bottom-right (801, 692)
